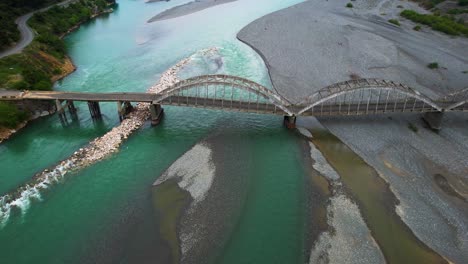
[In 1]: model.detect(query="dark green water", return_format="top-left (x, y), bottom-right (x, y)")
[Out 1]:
top-left (0, 0), bottom-right (308, 263)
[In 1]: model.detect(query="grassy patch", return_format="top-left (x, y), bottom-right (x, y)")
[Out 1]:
top-left (346, 3), bottom-right (353, 8)
top-left (388, 19), bottom-right (401, 26)
top-left (447, 8), bottom-right (468, 15)
top-left (400, 9), bottom-right (468, 36)
top-left (413, 25), bottom-right (422, 31)
top-left (0, 102), bottom-right (28, 128)
top-left (427, 62), bottom-right (439, 69)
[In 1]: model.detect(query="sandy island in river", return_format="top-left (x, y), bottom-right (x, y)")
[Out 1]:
top-left (147, 0), bottom-right (237, 22)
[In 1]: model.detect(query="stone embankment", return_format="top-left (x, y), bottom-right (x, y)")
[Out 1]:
top-left (0, 48), bottom-right (219, 225)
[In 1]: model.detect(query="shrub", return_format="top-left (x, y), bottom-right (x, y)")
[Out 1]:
top-left (413, 25), bottom-right (422, 31)
top-left (459, 0), bottom-right (468, 6)
top-left (408, 123), bottom-right (419, 133)
top-left (397, 5), bottom-right (404, 8)
top-left (427, 62), bottom-right (439, 69)
top-left (400, 9), bottom-right (468, 36)
top-left (346, 3), bottom-right (353, 8)
top-left (0, 102), bottom-right (28, 128)
top-left (32, 80), bottom-right (52, 90)
top-left (10, 80), bottom-right (28, 89)
top-left (388, 19), bottom-right (401, 26)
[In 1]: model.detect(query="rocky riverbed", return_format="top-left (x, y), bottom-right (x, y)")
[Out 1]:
top-left (238, 0), bottom-right (468, 262)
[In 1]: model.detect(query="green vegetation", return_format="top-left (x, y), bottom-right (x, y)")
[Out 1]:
top-left (400, 10), bottom-right (468, 36)
top-left (447, 8), bottom-right (468, 15)
top-left (408, 122), bottom-right (419, 133)
top-left (0, 0), bottom-right (115, 128)
top-left (413, 25), bottom-right (422, 31)
top-left (0, 0), bottom-right (115, 92)
top-left (388, 19), bottom-right (401, 26)
top-left (459, 0), bottom-right (468, 6)
top-left (0, 0), bottom-right (62, 49)
top-left (0, 102), bottom-right (28, 127)
top-left (346, 3), bottom-right (353, 8)
top-left (414, 0), bottom-right (446, 9)
top-left (427, 62), bottom-right (439, 69)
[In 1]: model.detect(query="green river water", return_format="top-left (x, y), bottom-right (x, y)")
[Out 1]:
top-left (0, 0), bottom-right (448, 263)
top-left (0, 0), bottom-right (308, 263)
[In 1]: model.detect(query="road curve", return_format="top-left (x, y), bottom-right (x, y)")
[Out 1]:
top-left (0, 0), bottom-right (75, 59)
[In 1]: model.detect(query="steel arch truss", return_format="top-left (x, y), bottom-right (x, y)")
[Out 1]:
top-left (153, 74), bottom-right (294, 115)
top-left (442, 87), bottom-right (468, 111)
top-left (295, 79), bottom-right (443, 116)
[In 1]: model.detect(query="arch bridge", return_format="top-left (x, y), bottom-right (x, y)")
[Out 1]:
top-left (0, 74), bottom-right (466, 130)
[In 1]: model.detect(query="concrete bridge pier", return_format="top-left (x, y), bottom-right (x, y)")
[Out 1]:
top-left (150, 102), bottom-right (164, 126)
top-left (423, 111), bottom-right (444, 130)
top-left (117, 101), bottom-right (134, 121)
top-left (87, 101), bottom-right (102, 119)
top-left (284, 115), bottom-right (296, 129)
top-left (67, 100), bottom-right (78, 120)
top-left (55, 99), bottom-right (71, 125)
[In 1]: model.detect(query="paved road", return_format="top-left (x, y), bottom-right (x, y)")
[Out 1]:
top-left (0, 0), bottom-right (76, 59)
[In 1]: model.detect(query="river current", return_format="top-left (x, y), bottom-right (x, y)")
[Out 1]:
top-left (0, 0), bottom-right (308, 263)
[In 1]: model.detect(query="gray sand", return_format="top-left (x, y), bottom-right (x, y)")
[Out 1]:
top-left (148, 0), bottom-right (237, 22)
top-left (238, 0), bottom-right (468, 262)
top-left (238, 0), bottom-right (468, 102)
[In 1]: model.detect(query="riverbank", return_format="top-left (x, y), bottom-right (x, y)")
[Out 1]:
top-left (0, 1), bottom-right (115, 143)
top-left (238, 0), bottom-right (468, 262)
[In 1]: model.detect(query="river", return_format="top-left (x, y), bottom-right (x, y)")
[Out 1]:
top-left (0, 0), bottom-right (457, 263)
top-left (0, 0), bottom-right (308, 263)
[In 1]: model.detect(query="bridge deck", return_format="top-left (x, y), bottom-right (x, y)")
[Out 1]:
top-left (0, 90), bottom-right (466, 116)
top-left (0, 90), bottom-right (157, 102)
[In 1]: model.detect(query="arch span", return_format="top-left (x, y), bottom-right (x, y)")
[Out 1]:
top-left (153, 74), bottom-right (295, 115)
top-left (296, 79), bottom-right (443, 115)
top-left (442, 87), bottom-right (468, 111)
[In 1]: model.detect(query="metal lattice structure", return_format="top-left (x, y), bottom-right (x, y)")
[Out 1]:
top-left (1, 75), bottom-right (467, 120)
top-left (295, 79), bottom-right (444, 116)
top-left (440, 87), bottom-right (468, 111)
top-left (153, 74), bottom-right (294, 115)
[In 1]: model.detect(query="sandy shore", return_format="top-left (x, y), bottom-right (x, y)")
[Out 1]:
top-left (147, 0), bottom-right (237, 22)
top-left (238, 0), bottom-right (468, 262)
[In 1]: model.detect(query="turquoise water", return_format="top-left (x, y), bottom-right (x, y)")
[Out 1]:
top-left (0, 0), bottom-right (308, 263)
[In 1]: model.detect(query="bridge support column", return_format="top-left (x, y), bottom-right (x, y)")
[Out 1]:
top-left (55, 99), bottom-right (69, 125)
top-left (283, 115), bottom-right (296, 129)
top-left (87, 101), bottom-right (102, 119)
top-left (150, 102), bottom-right (164, 126)
top-left (67, 100), bottom-right (78, 120)
top-left (423, 111), bottom-right (444, 130)
top-left (117, 101), bottom-right (134, 121)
